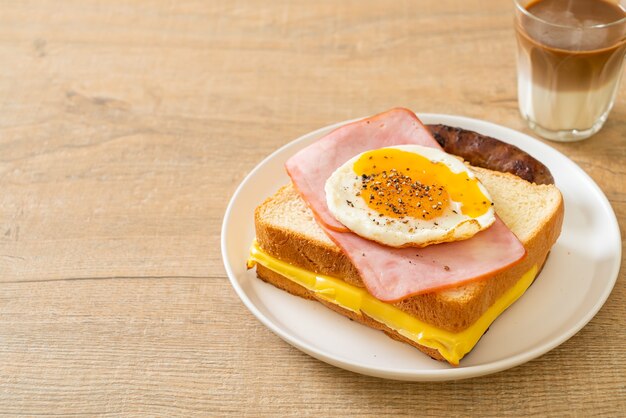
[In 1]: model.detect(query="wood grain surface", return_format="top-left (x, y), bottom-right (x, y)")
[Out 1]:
top-left (1, 0), bottom-right (624, 416)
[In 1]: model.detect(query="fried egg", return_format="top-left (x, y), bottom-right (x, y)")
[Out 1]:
top-left (324, 145), bottom-right (496, 248)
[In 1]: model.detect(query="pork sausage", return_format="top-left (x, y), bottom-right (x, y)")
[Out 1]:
top-left (427, 124), bottom-right (554, 185)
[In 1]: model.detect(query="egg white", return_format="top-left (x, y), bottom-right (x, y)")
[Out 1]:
top-left (324, 145), bottom-right (496, 248)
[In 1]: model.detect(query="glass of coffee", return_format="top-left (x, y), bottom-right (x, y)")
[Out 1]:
top-left (514, 0), bottom-right (626, 141)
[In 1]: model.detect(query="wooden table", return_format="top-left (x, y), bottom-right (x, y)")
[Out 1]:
top-left (1, 1), bottom-right (624, 415)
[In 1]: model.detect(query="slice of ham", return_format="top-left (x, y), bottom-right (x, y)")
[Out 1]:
top-left (322, 218), bottom-right (525, 302)
top-left (285, 108), bottom-right (526, 301)
top-left (286, 108), bottom-right (441, 232)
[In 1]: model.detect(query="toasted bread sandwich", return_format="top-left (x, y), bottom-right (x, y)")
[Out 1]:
top-left (247, 109), bottom-right (564, 365)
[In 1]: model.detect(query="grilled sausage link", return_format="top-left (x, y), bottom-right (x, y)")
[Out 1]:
top-left (427, 124), bottom-right (554, 185)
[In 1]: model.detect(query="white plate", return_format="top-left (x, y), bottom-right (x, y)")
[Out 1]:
top-left (221, 113), bottom-right (621, 381)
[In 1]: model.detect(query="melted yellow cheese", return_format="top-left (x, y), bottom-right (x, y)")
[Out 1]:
top-left (248, 241), bottom-right (537, 365)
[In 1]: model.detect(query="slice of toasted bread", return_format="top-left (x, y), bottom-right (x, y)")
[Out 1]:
top-left (253, 166), bottom-right (563, 361)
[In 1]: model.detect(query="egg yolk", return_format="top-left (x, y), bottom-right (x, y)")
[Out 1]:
top-left (353, 148), bottom-right (491, 220)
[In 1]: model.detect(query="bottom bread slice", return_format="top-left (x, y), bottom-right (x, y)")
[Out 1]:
top-left (255, 264), bottom-right (446, 362)
top-left (251, 248), bottom-right (549, 365)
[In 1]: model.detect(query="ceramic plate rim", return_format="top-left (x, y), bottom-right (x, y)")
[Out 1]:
top-left (221, 113), bottom-right (621, 381)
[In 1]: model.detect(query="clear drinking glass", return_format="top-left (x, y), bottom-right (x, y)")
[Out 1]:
top-left (514, 0), bottom-right (626, 141)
